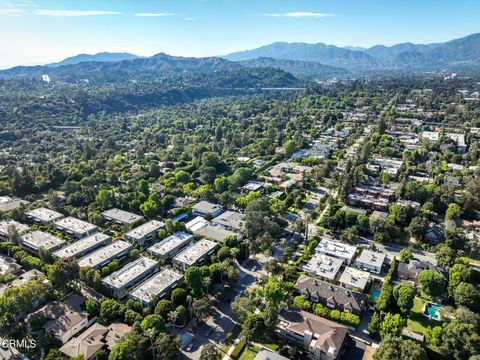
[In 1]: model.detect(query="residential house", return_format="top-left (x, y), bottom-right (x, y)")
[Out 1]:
top-left (355, 250), bottom-right (386, 274)
top-left (276, 309), bottom-right (348, 360)
top-left (294, 274), bottom-right (366, 316)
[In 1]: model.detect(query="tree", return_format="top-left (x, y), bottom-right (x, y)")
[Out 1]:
top-left (47, 257), bottom-right (80, 290)
top-left (448, 263), bottom-right (472, 297)
top-left (393, 284), bottom-right (415, 314)
top-left (140, 194), bottom-right (160, 218)
top-left (418, 270), bottom-right (445, 298)
top-left (283, 140), bottom-right (298, 158)
top-left (171, 288), bottom-right (187, 306)
top-left (263, 302), bottom-right (279, 331)
top-left (436, 244), bottom-right (456, 267)
top-left (100, 299), bottom-right (122, 324)
top-left (136, 179), bottom-right (149, 195)
top-left (380, 313), bottom-right (405, 338)
top-left (6, 224), bottom-right (19, 243)
top-left (185, 266), bottom-right (203, 297)
top-left (200, 343), bottom-right (221, 360)
top-left (374, 335), bottom-right (427, 360)
top-left (154, 333), bottom-right (180, 360)
top-left (141, 314), bottom-right (166, 333)
top-left (407, 216), bottom-right (428, 240)
top-left (175, 305), bottom-right (189, 326)
top-left (96, 189), bottom-right (114, 209)
top-left (454, 282), bottom-right (480, 312)
top-left (367, 312), bottom-right (382, 335)
top-left (446, 203), bottom-right (462, 221)
top-left (155, 300), bottom-right (173, 320)
top-left (241, 314), bottom-right (265, 344)
top-left (45, 349), bottom-right (67, 360)
top-left (231, 296), bottom-right (254, 323)
top-left (263, 277), bottom-right (285, 306)
top-left (108, 330), bottom-right (149, 360)
top-left (440, 321), bottom-right (480, 360)
top-left (399, 247), bottom-right (413, 263)
top-left (192, 298), bottom-right (210, 322)
top-left (167, 310), bottom-right (179, 329)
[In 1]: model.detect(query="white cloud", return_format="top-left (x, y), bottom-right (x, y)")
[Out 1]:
top-left (0, 8), bottom-right (23, 16)
top-left (36, 9), bottom-right (122, 17)
top-left (6, 1), bottom-right (39, 7)
top-left (134, 12), bottom-right (174, 17)
top-left (183, 17), bottom-right (194, 21)
top-left (263, 12), bottom-right (334, 18)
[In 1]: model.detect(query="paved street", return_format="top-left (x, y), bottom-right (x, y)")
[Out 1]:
top-left (178, 260), bottom-right (260, 359)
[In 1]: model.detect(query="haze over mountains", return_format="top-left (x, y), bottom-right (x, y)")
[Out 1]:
top-left (47, 52), bottom-right (140, 67)
top-left (225, 33), bottom-right (480, 71)
top-left (1, 32), bottom-right (479, 85)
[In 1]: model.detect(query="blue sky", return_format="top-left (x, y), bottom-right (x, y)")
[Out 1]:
top-left (0, 0), bottom-right (479, 68)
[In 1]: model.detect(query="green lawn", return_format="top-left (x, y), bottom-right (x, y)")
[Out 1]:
top-left (238, 345), bottom-right (260, 360)
top-left (260, 342), bottom-right (280, 351)
top-left (412, 297), bottom-right (424, 313)
top-left (406, 297), bottom-right (439, 334)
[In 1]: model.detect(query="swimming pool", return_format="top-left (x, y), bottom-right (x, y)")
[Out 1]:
top-left (425, 303), bottom-right (441, 320)
top-left (370, 289), bottom-right (381, 303)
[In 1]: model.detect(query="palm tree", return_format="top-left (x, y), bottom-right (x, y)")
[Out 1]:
top-left (202, 276), bottom-right (212, 294)
top-left (7, 224), bottom-right (18, 244)
top-left (168, 310), bottom-right (179, 332)
top-left (230, 247), bottom-right (240, 260)
top-left (144, 328), bottom-right (156, 359)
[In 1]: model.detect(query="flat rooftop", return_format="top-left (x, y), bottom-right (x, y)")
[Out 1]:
top-left (79, 240), bottom-right (132, 268)
top-left (148, 231), bottom-right (193, 258)
top-left (316, 239), bottom-right (357, 262)
top-left (241, 181), bottom-right (264, 191)
top-left (102, 256), bottom-right (158, 290)
top-left (54, 217), bottom-right (97, 234)
top-left (173, 239), bottom-right (218, 266)
top-left (356, 249), bottom-right (386, 268)
top-left (129, 268), bottom-right (183, 304)
top-left (304, 253), bottom-right (343, 280)
top-left (195, 225), bottom-right (236, 243)
top-left (19, 230), bottom-right (65, 252)
top-left (53, 233), bottom-right (111, 259)
top-left (338, 266), bottom-right (370, 291)
top-left (0, 219), bottom-right (30, 237)
top-left (192, 201), bottom-right (223, 215)
top-left (26, 207), bottom-right (63, 223)
top-left (101, 208), bottom-right (143, 225)
top-left (211, 211), bottom-right (245, 230)
top-left (186, 216), bottom-right (209, 232)
top-left (124, 220), bottom-right (165, 240)
top-left (0, 254), bottom-right (21, 275)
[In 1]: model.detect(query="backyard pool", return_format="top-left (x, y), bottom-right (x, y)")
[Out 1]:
top-left (370, 289), bottom-right (381, 303)
top-left (424, 303), bottom-right (441, 320)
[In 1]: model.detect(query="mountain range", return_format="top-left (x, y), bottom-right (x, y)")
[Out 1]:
top-left (225, 33), bottom-right (480, 71)
top-left (47, 52), bottom-right (140, 67)
top-left (0, 53), bottom-right (298, 87)
top-left (1, 32), bottom-right (480, 84)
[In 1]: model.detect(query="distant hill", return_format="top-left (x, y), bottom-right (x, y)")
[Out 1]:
top-left (225, 33), bottom-right (480, 71)
top-left (226, 42), bottom-right (379, 70)
top-left (47, 52), bottom-right (140, 67)
top-left (0, 53), bottom-right (299, 88)
top-left (238, 57), bottom-right (348, 79)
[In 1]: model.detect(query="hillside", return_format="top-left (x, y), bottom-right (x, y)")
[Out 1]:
top-left (238, 57), bottom-right (348, 79)
top-left (0, 53), bottom-right (299, 88)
